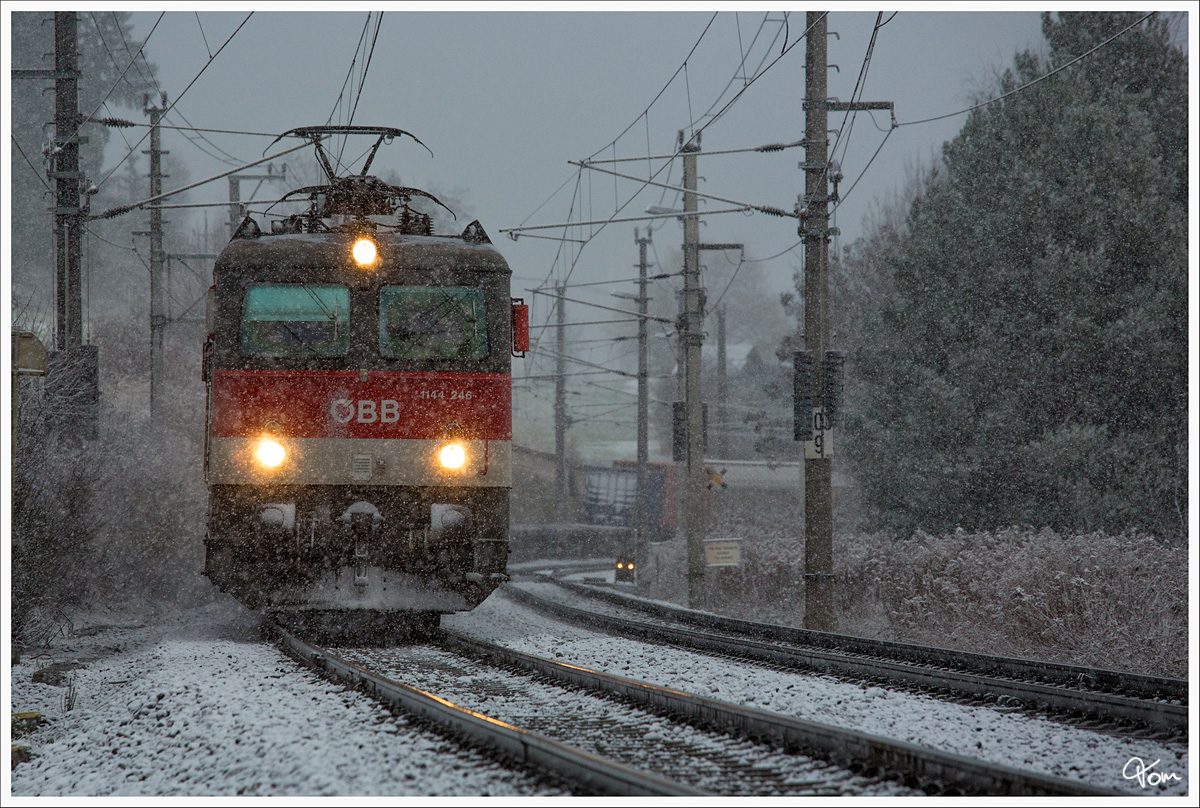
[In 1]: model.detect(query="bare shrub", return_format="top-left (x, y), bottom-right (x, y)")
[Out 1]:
top-left (12, 315), bottom-right (214, 650)
top-left (836, 529), bottom-right (1187, 678)
top-left (654, 491), bottom-right (1187, 677)
top-left (12, 355), bottom-right (101, 646)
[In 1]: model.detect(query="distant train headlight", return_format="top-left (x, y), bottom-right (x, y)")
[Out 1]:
top-left (352, 237), bottom-right (377, 266)
top-left (439, 443), bottom-right (466, 469)
top-left (255, 437), bottom-right (287, 468)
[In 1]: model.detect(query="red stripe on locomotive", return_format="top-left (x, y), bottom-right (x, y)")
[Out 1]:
top-left (211, 369), bottom-right (512, 440)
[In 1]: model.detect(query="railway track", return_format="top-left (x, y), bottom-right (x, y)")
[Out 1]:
top-left (271, 622), bottom-right (692, 796)
top-left (271, 621), bottom-right (1122, 796)
top-left (508, 574), bottom-right (1187, 739)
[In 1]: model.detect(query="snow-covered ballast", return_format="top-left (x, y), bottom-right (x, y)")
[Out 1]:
top-left (203, 226), bottom-right (521, 614)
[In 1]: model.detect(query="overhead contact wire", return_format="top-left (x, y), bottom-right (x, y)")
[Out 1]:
top-left (343, 12), bottom-right (384, 156)
top-left (897, 11), bottom-right (1155, 127)
top-left (94, 12), bottom-right (255, 192)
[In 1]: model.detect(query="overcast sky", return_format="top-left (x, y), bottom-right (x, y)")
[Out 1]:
top-left (6, 5), bottom-right (1191, 341)
top-left (79, 8), bottom-right (1058, 291)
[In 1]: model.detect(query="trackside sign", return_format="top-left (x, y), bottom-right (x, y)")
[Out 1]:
top-left (704, 538), bottom-right (742, 567)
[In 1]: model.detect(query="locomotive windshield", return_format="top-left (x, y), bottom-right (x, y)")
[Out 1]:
top-left (241, 284), bottom-right (350, 356)
top-left (379, 286), bottom-right (488, 359)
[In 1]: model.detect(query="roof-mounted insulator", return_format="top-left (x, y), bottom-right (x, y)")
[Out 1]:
top-left (461, 220), bottom-right (491, 244)
top-left (231, 215), bottom-right (262, 241)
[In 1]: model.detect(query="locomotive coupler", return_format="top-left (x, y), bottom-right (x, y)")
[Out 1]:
top-left (340, 502), bottom-right (382, 587)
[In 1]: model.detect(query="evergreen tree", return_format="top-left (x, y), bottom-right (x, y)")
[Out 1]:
top-left (1041, 11), bottom-right (1187, 202)
top-left (846, 13), bottom-right (1187, 539)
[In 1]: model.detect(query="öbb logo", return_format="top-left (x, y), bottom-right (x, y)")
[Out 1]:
top-left (330, 399), bottom-right (402, 424)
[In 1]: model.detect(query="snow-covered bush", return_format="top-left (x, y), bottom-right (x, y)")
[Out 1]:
top-left (649, 486), bottom-right (1185, 677)
top-left (837, 528), bottom-right (1187, 678)
top-left (12, 319), bottom-right (212, 651)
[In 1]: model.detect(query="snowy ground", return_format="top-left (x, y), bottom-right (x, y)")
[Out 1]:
top-left (6, 598), bottom-right (562, 797)
top-left (445, 587), bottom-right (1193, 797)
top-left (7, 587), bottom-right (1192, 798)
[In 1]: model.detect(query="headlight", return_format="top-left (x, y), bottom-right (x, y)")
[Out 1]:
top-left (255, 437), bottom-right (286, 468)
top-left (439, 443), bottom-right (465, 469)
top-left (352, 237), bottom-right (377, 266)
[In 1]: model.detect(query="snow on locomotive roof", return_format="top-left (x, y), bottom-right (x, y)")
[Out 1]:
top-left (254, 231), bottom-right (501, 252)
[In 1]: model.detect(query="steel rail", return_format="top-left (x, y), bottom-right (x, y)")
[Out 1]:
top-left (442, 629), bottom-right (1123, 796)
top-left (508, 582), bottom-right (1186, 736)
top-left (271, 624), bottom-right (706, 797)
top-left (548, 575), bottom-right (1186, 703)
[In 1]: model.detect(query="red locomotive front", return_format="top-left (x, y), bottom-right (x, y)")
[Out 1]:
top-left (200, 127), bottom-right (526, 635)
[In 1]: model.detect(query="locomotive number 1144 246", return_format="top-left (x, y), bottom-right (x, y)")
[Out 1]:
top-left (417, 389), bottom-right (472, 400)
top-left (329, 391), bottom-right (477, 424)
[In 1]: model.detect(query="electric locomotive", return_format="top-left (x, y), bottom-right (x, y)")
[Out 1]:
top-left (202, 126), bottom-right (528, 633)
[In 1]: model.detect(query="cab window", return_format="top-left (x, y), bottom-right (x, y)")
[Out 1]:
top-left (241, 284), bottom-right (350, 356)
top-left (379, 286), bottom-right (488, 359)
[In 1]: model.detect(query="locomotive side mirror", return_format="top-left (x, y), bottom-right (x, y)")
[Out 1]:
top-left (511, 298), bottom-right (529, 357)
top-left (202, 336), bottom-right (214, 382)
top-left (203, 286), bottom-right (216, 382)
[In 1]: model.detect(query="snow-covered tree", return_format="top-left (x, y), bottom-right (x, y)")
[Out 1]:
top-left (845, 12), bottom-right (1187, 539)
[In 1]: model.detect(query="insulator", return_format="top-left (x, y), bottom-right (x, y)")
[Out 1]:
top-left (758, 139), bottom-right (808, 152)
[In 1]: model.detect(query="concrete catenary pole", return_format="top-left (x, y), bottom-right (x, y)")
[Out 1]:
top-left (717, 305), bottom-right (728, 459)
top-left (229, 165), bottom-right (287, 239)
top-left (554, 284), bottom-right (568, 520)
top-left (802, 11), bottom-right (835, 632)
top-left (681, 130), bottom-right (706, 610)
top-left (53, 11), bottom-right (82, 350)
top-left (634, 228), bottom-right (652, 562)
top-left (673, 285), bottom-right (686, 541)
top-left (800, 11), bottom-right (893, 632)
top-left (145, 92), bottom-right (168, 421)
top-left (228, 175), bottom-right (243, 239)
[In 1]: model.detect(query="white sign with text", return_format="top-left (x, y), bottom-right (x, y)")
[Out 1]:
top-left (804, 407), bottom-right (833, 459)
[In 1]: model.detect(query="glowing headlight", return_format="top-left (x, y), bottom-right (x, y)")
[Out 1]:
top-left (352, 237), bottom-right (377, 266)
top-left (439, 443), bottom-right (466, 469)
top-left (255, 437), bottom-right (286, 468)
